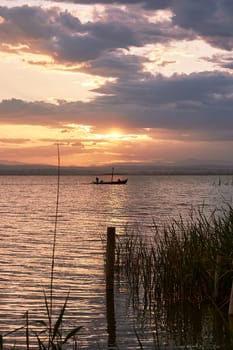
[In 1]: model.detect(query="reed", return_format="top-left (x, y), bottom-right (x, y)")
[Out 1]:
top-left (0, 145), bottom-right (82, 349)
top-left (32, 144), bottom-right (82, 349)
top-left (116, 207), bottom-right (233, 348)
top-left (117, 206), bottom-right (233, 309)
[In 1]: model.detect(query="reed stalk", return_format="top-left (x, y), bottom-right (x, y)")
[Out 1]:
top-left (39, 143), bottom-right (82, 350)
top-left (48, 143), bottom-right (61, 348)
top-left (117, 206), bottom-right (233, 308)
top-left (0, 144), bottom-right (82, 349)
top-left (117, 207), bottom-right (233, 348)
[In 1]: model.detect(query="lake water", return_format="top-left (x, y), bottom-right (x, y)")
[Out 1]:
top-left (0, 174), bottom-right (233, 349)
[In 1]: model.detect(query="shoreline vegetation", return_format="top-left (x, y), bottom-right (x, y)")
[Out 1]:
top-left (117, 206), bottom-right (233, 306)
top-left (116, 206), bottom-right (233, 348)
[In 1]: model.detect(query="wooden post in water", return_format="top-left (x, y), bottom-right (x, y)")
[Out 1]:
top-left (106, 227), bottom-right (116, 347)
top-left (106, 226), bottom-right (116, 290)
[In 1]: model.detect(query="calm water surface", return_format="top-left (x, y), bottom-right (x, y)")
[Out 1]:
top-left (0, 175), bottom-right (233, 349)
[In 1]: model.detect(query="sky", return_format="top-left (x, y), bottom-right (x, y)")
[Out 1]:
top-left (0, 0), bottom-right (233, 166)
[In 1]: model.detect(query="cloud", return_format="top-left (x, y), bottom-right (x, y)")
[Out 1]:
top-left (0, 3), bottom-right (232, 138)
top-left (172, 1), bottom-right (233, 50)
top-left (205, 53), bottom-right (233, 70)
top-left (0, 4), bottom-right (190, 77)
top-left (0, 5), bottom-right (137, 60)
top-left (0, 144), bottom-right (83, 161)
top-left (1, 71), bottom-right (233, 141)
top-left (46, 0), bottom-right (172, 9)
top-left (0, 138), bottom-right (30, 144)
top-left (81, 52), bottom-right (148, 78)
top-left (47, 0), bottom-right (233, 51)
top-left (158, 60), bottom-right (176, 67)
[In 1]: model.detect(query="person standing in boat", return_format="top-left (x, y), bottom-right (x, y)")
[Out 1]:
top-left (96, 177), bottom-right (99, 184)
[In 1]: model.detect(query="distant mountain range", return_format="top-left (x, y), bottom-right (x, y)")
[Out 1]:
top-left (0, 159), bottom-right (233, 175)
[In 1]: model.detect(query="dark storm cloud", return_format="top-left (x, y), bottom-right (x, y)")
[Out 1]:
top-left (206, 54), bottom-right (233, 70)
top-left (82, 53), bottom-right (148, 78)
top-left (0, 5), bottom-right (63, 40)
top-left (222, 61), bottom-right (233, 70)
top-left (0, 4), bottom-right (190, 71)
top-left (49, 0), bottom-right (233, 50)
top-left (99, 71), bottom-right (233, 107)
top-left (46, 0), bottom-right (173, 9)
top-left (54, 24), bottom-right (139, 62)
top-left (172, 0), bottom-right (233, 50)
top-left (0, 3), bottom-right (196, 92)
top-left (0, 98), bottom-right (65, 125)
top-left (1, 72), bottom-right (233, 141)
top-left (0, 6), bottom-right (137, 62)
top-left (91, 71), bottom-right (233, 136)
top-left (0, 5), bottom-right (138, 56)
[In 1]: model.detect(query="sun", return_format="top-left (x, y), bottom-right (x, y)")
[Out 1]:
top-left (89, 128), bottom-right (152, 144)
top-left (104, 130), bottom-right (123, 141)
top-left (92, 129), bottom-right (125, 142)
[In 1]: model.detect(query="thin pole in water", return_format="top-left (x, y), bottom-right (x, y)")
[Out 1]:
top-left (106, 227), bottom-right (115, 289)
top-left (111, 168), bottom-right (114, 183)
top-left (106, 227), bottom-right (116, 347)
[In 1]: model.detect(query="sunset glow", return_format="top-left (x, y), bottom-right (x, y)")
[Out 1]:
top-left (0, 1), bottom-right (233, 167)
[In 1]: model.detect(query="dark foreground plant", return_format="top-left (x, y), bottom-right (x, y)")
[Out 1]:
top-left (34, 292), bottom-right (82, 350)
top-left (117, 207), bottom-right (233, 348)
top-left (0, 144), bottom-right (82, 349)
top-left (34, 144), bottom-right (82, 350)
top-left (118, 207), bottom-right (233, 307)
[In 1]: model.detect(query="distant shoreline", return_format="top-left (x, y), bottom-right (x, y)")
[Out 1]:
top-left (0, 165), bottom-right (233, 176)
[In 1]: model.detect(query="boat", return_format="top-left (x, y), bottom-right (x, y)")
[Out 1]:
top-left (92, 168), bottom-right (128, 185)
top-left (93, 178), bottom-right (128, 185)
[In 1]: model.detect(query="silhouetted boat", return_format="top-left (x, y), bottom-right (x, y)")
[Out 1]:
top-left (92, 168), bottom-right (128, 185)
top-left (93, 178), bottom-right (128, 185)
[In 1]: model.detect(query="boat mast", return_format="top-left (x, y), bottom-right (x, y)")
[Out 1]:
top-left (111, 167), bottom-right (114, 182)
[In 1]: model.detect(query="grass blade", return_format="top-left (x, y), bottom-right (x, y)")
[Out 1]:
top-left (51, 292), bottom-right (70, 342)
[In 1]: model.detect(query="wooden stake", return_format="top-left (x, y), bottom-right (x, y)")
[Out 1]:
top-left (106, 227), bottom-right (116, 290)
top-left (106, 227), bottom-right (116, 347)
